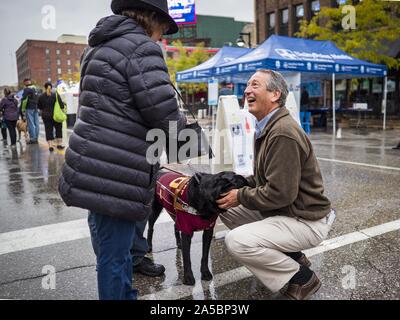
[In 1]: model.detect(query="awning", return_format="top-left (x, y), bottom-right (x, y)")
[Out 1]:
top-left (216, 35), bottom-right (387, 78)
top-left (176, 46), bottom-right (252, 83)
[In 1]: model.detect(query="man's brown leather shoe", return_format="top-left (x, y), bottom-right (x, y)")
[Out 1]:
top-left (297, 253), bottom-right (312, 268)
top-left (283, 272), bottom-right (321, 300)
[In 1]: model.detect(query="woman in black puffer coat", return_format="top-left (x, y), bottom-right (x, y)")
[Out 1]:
top-left (58, 0), bottom-right (185, 300)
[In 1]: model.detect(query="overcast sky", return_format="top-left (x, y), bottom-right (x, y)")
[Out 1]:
top-left (0, 0), bottom-right (254, 86)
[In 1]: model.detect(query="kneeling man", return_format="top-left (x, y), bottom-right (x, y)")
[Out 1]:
top-left (217, 69), bottom-right (335, 300)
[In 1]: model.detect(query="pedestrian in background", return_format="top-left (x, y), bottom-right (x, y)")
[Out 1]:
top-left (300, 86), bottom-right (310, 112)
top-left (37, 82), bottom-right (65, 152)
top-left (219, 80), bottom-right (234, 96)
top-left (59, 0), bottom-right (186, 300)
top-left (21, 78), bottom-right (40, 144)
top-left (0, 88), bottom-right (19, 148)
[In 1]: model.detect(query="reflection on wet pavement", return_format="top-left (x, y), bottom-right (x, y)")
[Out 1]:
top-left (0, 128), bottom-right (399, 300)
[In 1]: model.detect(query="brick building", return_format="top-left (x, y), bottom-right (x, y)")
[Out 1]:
top-left (16, 35), bottom-right (87, 88)
top-left (254, 0), bottom-right (349, 43)
top-left (255, 0), bottom-right (350, 42)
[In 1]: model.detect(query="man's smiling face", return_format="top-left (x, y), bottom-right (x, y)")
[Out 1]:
top-left (244, 71), bottom-right (281, 121)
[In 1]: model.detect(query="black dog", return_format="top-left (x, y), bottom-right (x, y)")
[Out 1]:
top-left (147, 170), bottom-right (248, 285)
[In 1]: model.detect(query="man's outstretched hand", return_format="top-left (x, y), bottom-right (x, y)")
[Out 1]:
top-left (217, 189), bottom-right (240, 210)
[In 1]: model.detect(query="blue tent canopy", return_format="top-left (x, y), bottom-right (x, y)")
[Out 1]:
top-left (176, 46), bottom-right (252, 83)
top-left (216, 35), bottom-right (387, 78)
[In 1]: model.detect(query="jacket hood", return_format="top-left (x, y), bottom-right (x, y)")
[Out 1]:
top-left (88, 15), bottom-right (146, 47)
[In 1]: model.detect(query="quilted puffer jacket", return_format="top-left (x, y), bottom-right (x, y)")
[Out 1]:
top-left (59, 15), bottom-right (186, 221)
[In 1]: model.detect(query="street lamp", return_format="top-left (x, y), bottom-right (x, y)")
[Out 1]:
top-left (236, 32), bottom-right (252, 48)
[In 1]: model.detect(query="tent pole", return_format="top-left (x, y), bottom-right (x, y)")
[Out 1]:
top-left (332, 73), bottom-right (336, 138)
top-left (383, 76), bottom-right (388, 130)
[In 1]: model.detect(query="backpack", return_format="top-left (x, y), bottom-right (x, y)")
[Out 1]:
top-left (21, 86), bottom-right (39, 112)
top-left (28, 86), bottom-right (39, 105)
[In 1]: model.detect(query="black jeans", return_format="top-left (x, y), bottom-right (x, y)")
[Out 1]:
top-left (4, 120), bottom-right (17, 145)
top-left (43, 117), bottom-right (62, 141)
top-left (1, 127), bottom-right (7, 140)
top-left (130, 218), bottom-right (149, 267)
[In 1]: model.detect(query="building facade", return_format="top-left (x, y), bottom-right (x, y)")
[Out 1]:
top-left (164, 15), bottom-right (253, 48)
top-left (254, 0), bottom-right (340, 43)
top-left (254, 0), bottom-right (400, 119)
top-left (16, 35), bottom-right (87, 88)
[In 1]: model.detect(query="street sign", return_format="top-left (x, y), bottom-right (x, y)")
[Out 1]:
top-left (168, 0), bottom-right (197, 25)
top-left (208, 78), bottom-right (219, 105)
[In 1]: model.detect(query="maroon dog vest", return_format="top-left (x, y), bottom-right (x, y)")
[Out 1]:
top-left (156, 172), bottom-right (218, 236)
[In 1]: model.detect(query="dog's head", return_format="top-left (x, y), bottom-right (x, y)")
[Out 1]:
top-left (187, 171), bottom-right (248, 219)
top-left (17, 120), bottom-right (27, 130)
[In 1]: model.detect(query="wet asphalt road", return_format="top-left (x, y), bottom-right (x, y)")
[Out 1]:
top-left (0, 125), bottom-right (400, 300)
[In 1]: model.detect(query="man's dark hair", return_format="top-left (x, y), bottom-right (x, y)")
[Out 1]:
top-left (221, 80), bottom-right (227, 87)
top-left (24, 78), bottom-right (32, 87)
top-left (44, 82), bottom-right (53, 90)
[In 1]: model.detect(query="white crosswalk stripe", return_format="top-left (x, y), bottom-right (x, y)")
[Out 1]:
top-left (0, 211), bottom-right (172, 256)
top-left (141, 218), bottom-right (400, 300)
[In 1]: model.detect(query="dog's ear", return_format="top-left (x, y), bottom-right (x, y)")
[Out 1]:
top-left (213, 178), bottom-right (233, 199)
top-left (233, 175), bottom-right (249, 188)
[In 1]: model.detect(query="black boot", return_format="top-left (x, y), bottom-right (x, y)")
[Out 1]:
top-left (133, 257), bottom-right (165, 277)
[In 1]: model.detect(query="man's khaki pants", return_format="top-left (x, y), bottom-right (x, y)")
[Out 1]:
top-left (220, 206), bottom-right (333, 292)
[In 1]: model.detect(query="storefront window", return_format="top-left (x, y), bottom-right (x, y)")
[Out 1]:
top-left (387, 79), bottom-right (396, 93)
top-left (269, 12), bottom-right (275, 29)
top-left (311, 1), bottom-right (320, 13)
top-left (361, 79), bottom-right (370, 90)
top-left (372, 78), bottom-right (383, 93)
top-left (336, 80), bottom-right (346, 91)
top-left (282, 8), bottom-right (289, 24)
top-left (296, 5), bottom-right (304, 18)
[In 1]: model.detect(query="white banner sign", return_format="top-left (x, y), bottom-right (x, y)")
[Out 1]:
top-left (212, 96), bottom-right (255, 176)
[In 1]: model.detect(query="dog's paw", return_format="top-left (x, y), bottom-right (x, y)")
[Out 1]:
top-left (183, 273), bottom-right (195, 286)
top-left (201, 270), bottom-right (213, 281)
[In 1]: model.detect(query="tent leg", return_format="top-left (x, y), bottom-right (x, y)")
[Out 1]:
top-left (383, 76), bottom-right (388, 130)
top-left (332, 73), bottom-right (336, 138)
